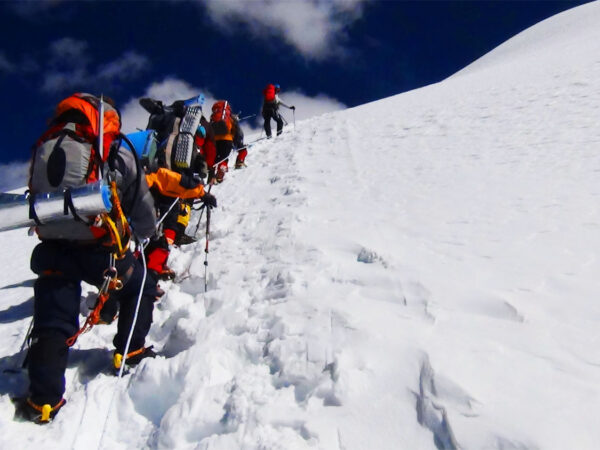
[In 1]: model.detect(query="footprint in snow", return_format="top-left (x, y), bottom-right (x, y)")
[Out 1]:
top-left (357, 247), bottom-right (388, 267)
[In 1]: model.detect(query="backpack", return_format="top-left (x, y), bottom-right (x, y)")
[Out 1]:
top-left (123, 129), bottom-right (159, 173)
top-left (210, 100), bottom-right (233, 137)
top-left (29, 93), bottom-right (121, 195)
top-left (28, 93), bottom-right (131, 248)
top-left (140, 98), bottom-right (202, 173)
top-left (263, 84), bottom-right (276, 102)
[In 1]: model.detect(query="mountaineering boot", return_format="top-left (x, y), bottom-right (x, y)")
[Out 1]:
top-left (13, 397), bottom-right (66, 424)
top-left (174, 234), bottom-right (197, 246)
top-left (235, 148), bottom-right (247, 169)
top-left (113, 346), bottom-right (157, 372)
top-left (215, 167), bottom-right (226, 183)
top-left (157, 265), bottom-right (176, 281)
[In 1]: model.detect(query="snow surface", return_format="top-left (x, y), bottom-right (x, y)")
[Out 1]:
top-left (1, 2), bottom-right (600, 448)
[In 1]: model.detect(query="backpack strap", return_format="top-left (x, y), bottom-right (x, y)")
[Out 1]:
top-left (117, 133), bottom-right (142, 210)
top-left (27, 192), bottom-right (43, 226)
top-left (63, 188), bottom-right (89, 223)
top-left (105, 135), bottom-right (143, 230)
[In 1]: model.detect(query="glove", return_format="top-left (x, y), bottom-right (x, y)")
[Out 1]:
top-left (180, 173), bottom-right (201, 189)
top-left (201, 192), bottom-right (217, 208)
top-left (291, 106), bottom-right (296, 110)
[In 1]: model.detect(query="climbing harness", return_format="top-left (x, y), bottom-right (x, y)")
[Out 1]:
top-left (65, 254), bottom-right (123, 347)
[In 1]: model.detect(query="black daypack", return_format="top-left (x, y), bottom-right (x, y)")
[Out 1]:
top-left (140, 98), bottom-right (203, 173)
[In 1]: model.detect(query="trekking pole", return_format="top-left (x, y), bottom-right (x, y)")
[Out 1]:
top-left (238, 113), bottom-right (257, 121)
top-left (3, 317), bottom-right (34, 374)
top-left (193, 184), bottom-right (212, 236)
top-left (18, 317), bottom-right (33, 368)
top-left (193, 204), bottom-right (206, 236)
top-left (293, 108), bottom-right (296, 130)
top-left (204, 206), bottom-right (211, 292)
top-left (246, 137), bottom-right (265, 146)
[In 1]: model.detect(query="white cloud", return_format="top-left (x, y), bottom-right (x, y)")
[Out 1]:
top-left (120, 78), bottom-right (217, 133)
top-left (49, 37), bottom-right (89, 65)
top-left (0, 53), bottom-right (39, 74)
top-left (9, 0), bottom-right (66, 16)
top-left (277, 90), bottom-right (346, 121)
top-left (0, 53), bottom-right (15, 73)
top-left (40, 38), bottom-right (149, 94)
top-left (120, 78), bottom-right (345, 145)
top-left (0, 161), bottom-right (30, 193)
top-left (98, 51), bottom-right (149, 82)
top-left (41, 68), bottom-right (88, 93)
top-left (201, 0), bottom-right (368, 59)
top-left (241, 89), bottom-right (347, 139)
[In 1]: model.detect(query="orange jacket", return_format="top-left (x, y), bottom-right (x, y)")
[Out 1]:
top-left (145, 168), bottom-right (206, 199)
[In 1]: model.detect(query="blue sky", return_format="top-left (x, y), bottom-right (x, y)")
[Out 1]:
top-left (0, 0), bottom-right (590, 189)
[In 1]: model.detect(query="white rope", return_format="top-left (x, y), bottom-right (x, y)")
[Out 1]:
top-left (117, 242), bottom-right (147, 375)
top-left (97, 240), bottom-right (148, 450)
top-left (155, 197), bottom-right (180, 229)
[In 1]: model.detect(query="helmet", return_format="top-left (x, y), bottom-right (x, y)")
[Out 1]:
top-left (196, 124), bottom-right (206, 138)
top-left (274, 84), bottom-right (280, 92)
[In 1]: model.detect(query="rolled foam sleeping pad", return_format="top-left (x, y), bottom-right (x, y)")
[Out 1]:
top-left (0, 181), bottom-right (111, 232)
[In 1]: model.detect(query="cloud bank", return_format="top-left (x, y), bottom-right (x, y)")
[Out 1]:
top-left (2, 37), bottom-right (149, 94)
top-left (201, 0), bottom-right (369, 60)
top-left (120, 78), bottom-right (218, 133)
top-left (276, 90), bottom-right (347, 121)
top-left (0, 52), bottom-right (15, 73)
top-left (0, 51), bottom-right (39, 75)
top-left (0, 161), bottom-right (30, 193)
top-left (243, 89), bottom-right (347, 138)
top-left (120, 78), bottom-right (346, 141)
top-left (42, 38), bottom-right (149, 94)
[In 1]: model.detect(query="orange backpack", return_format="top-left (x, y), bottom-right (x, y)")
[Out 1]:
top-left (210, 100), bottom-right (234, 138)
top-left (29, 93), bottom-right (121, 194)
top-left (28, 93), bottom-right (131, 253)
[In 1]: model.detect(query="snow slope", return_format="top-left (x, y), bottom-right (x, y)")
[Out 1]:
top-left (1, 2), bottom-right (600, 448)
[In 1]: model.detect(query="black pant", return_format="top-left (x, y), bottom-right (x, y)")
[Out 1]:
top-left (262, 108), bottom-right (283, 137)
top-left (27, 241), bottom-right (156, 405)
top-left (215, 140), bottom-right (233, 165)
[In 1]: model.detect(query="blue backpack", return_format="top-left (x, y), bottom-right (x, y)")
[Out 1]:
top-left (122, 130), bottom-right (158, 172)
